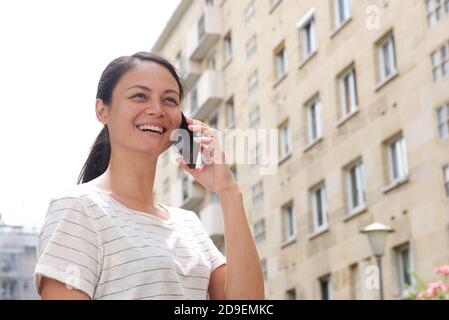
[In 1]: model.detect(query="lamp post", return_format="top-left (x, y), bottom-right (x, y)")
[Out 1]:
top-left (361, 222), bottom-right (394, 300)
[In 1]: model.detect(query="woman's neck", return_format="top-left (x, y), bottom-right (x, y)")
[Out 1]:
top-left (97, 149), bottom-right (158, 205)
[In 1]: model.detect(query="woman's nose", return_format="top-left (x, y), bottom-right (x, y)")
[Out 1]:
top-left (144, 99), bottom-right (164, 115)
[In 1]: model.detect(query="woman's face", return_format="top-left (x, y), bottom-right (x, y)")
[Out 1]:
top-left (97, 61), bottom-right (183, 157)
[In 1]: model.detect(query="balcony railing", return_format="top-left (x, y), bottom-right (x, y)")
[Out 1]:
top-left (187, 6), bottom-right (222, 61)
top-left (199, 202), bottom-right (224, 243)
top-left (190, 69), bottom-right (224, 121)
top-left (170, 175), bottom-right (204, 211)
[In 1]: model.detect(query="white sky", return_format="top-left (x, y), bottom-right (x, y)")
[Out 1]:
top-left (0, 0), bottom-right (181, 229)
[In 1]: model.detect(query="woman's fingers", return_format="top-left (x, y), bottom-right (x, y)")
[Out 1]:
top-left (188, 124), bottom-right (213, 135)
top-left (193, 136), bottom-right (214, 144)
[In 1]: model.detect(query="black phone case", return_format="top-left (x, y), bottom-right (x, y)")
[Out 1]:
top-left (172, 112), bottom-right (200, 169)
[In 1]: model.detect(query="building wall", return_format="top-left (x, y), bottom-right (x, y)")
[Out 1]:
top-left (0, 225), bottom-right (39, 300)
top-left (152, 0), bottom-right (449, 299)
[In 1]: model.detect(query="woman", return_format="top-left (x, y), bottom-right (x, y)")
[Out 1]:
top-left (34, 52), bottom-right (264, 300)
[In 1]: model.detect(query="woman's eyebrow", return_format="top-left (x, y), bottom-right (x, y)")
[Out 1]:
top-left (126, 85), bottom-right (180, 97)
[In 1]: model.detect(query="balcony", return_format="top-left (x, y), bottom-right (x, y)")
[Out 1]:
top-left (187, 6), bottom-right (222, 61)
top-left (190, 70), bottom-right (224, 121)
top-left (181, 60), bottom-right (202, 91)
top-left (170, 174), bottom-right (204, 211)
top-left (199, 202), bottom-right (224, 243)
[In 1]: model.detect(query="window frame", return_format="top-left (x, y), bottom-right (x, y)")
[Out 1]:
top-left (395, 243), bottom-right (414, 298)
top-left (224, 31), bottom-right (233, 62)
top-left (346, 160), bottom-right (367, 213)
top-left (297, 8), bottom-right (317, 61)
top-left (281, 201), bottom-right (296, 242)
top-left (306, 96), bottom-right (323, 143)
top-left (338, 65), bottom-right (358, 118)
top-left (274, 42), bottom-right (287, 80)
top-left (334, 0), bottom-right (352, 28)
top-left (387, 136), bottom-right (408, 183)
top-left (378, 33), bottom-right (397, 82)
top-left (311, 182), bottom-right (329, 232)
top-left (279, 120), bottom-right (292, 159)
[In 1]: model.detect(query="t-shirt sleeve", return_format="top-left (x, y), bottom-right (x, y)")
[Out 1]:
top-left (189, 211), bottom-right (227, 273)
top-left (34, 196), bottom-right (103, 299)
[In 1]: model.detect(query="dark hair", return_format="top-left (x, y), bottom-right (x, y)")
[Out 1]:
top-left (76, 52), bottom-right (184, 184)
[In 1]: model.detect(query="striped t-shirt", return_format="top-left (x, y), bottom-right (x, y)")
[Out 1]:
top-left (34, 182), bottom-right (227, 300)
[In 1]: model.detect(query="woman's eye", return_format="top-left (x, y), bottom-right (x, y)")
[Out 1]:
top-left (131, 93), bottom-right (146, 99)
top-left (164, 97), bottom-right (178, 105)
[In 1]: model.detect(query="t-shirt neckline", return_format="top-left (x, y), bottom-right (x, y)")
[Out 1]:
top-left (83, 182), bottom-right (174, 223)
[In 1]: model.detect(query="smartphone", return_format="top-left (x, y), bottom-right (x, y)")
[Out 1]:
top-left (172, 111), bottom-right (200, 169)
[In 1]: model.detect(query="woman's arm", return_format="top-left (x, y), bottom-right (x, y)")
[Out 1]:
top-left (40, 277), bottom-right (90, 300)
top-left (217, 185), bottom-right (265, 300)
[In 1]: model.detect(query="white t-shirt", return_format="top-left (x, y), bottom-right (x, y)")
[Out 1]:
top-left (34, 182), bottom-right (227, 300)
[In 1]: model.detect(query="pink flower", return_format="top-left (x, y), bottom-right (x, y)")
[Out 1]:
top-left (426, 281), bottom-right (447, 298)
top-left (434, 266), bottom-right (449, 276)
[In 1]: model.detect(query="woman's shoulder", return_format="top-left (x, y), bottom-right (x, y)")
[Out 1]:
top-left (48, 183), bottom-right (97, 208)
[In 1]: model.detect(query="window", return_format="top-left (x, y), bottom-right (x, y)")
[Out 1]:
top-left (319, 275), bottom-right (332, 300)
top-left (175, 52), bottom-right (185, 77)
top-left (251, 143), bottom-right (260, 167)
top-left (298, 9), bottom-right (317, 61)
top-left (1, 280), bottom-right (16, 300)
top-left (254, 219), bottom-right (266, 243)
top-left (248, 70), bottom-right (259, 97)
top-left (163, 178), bottom-right (170, 194)
top-left (282, 202), bottom-right (296, 242)
top-left (198, 14), bottom-right (206, 41)
top-left (377, 33), bottom-right (397, 82)
top-left (431, 43), bottom-right (449, 81)
top-left (209, 116), bottom-right (218, 129)
top-left (437, 103), bottom-right (449, 138)
top-left (306, 96), bottom-right (323, 143)
top-left (261, 258), bottom-right (268, 281)
top-left (246, 35), bottom-right (257, 61)
top-left (245, 0), bottom-right (256, 25)
top-left (224, 31), bottom-right (233, 62)
top-left (190, 87), bottom-right (198, 114)
top-left (395, 244), bottom-right (413, 297)
top-left (334, 0), bottom-right (352, 27)
top-left (387, 136), bottom-right (408, 183)
top-left (226, 97), bottom-right (235, 128)
top-left (252, 180), bottom-right (264, 206)
top-left (181, 173), bottom-right (189, 201)
top-left (346, 160), bottom-right (366, 213)
top-left (207, 53), bottom-right (216, 70)
top-left (279, 120), bottom-right (292, 159)
top-left (426, 0), bottom-right (449, 26)
top-left (286, 288), bottom-right (297, 300)
top-left (338, 66), bottom-right (358, 118)
top-left (274, 42), bottom-right (287, 79)
top-left (444, 165), bottom-right (449, 196)
top-left (249, 106), bottom-right (261, 128)
top-left (349, 263), bottom-right (362, 300)
top-left (311, 183), bottom-right (329, 232)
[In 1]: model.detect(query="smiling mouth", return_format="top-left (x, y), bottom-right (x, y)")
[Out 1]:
top-left (136, 125), bottom-right (167, 135)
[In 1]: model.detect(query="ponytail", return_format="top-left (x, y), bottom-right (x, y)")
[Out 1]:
top-left (77, 125), bottom-right (111, 184)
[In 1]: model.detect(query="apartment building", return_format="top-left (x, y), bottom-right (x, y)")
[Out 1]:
top-left (0, 219), bottom-right (39, 300)
top-left (151, 0), bottom-right (449, 299)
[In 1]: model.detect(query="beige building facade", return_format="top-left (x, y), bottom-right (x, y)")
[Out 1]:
top-left (152, 0), bottom-right (449, 299)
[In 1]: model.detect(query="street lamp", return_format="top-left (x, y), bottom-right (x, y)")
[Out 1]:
top-left (361, 222), bottom-right (394, 300)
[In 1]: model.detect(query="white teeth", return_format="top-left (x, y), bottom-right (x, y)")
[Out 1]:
top-left (137, 125), bottom-right (164, 133)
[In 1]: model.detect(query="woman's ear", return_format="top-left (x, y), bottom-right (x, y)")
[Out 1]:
top-left (95, 99), bottom-right (110, 125)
